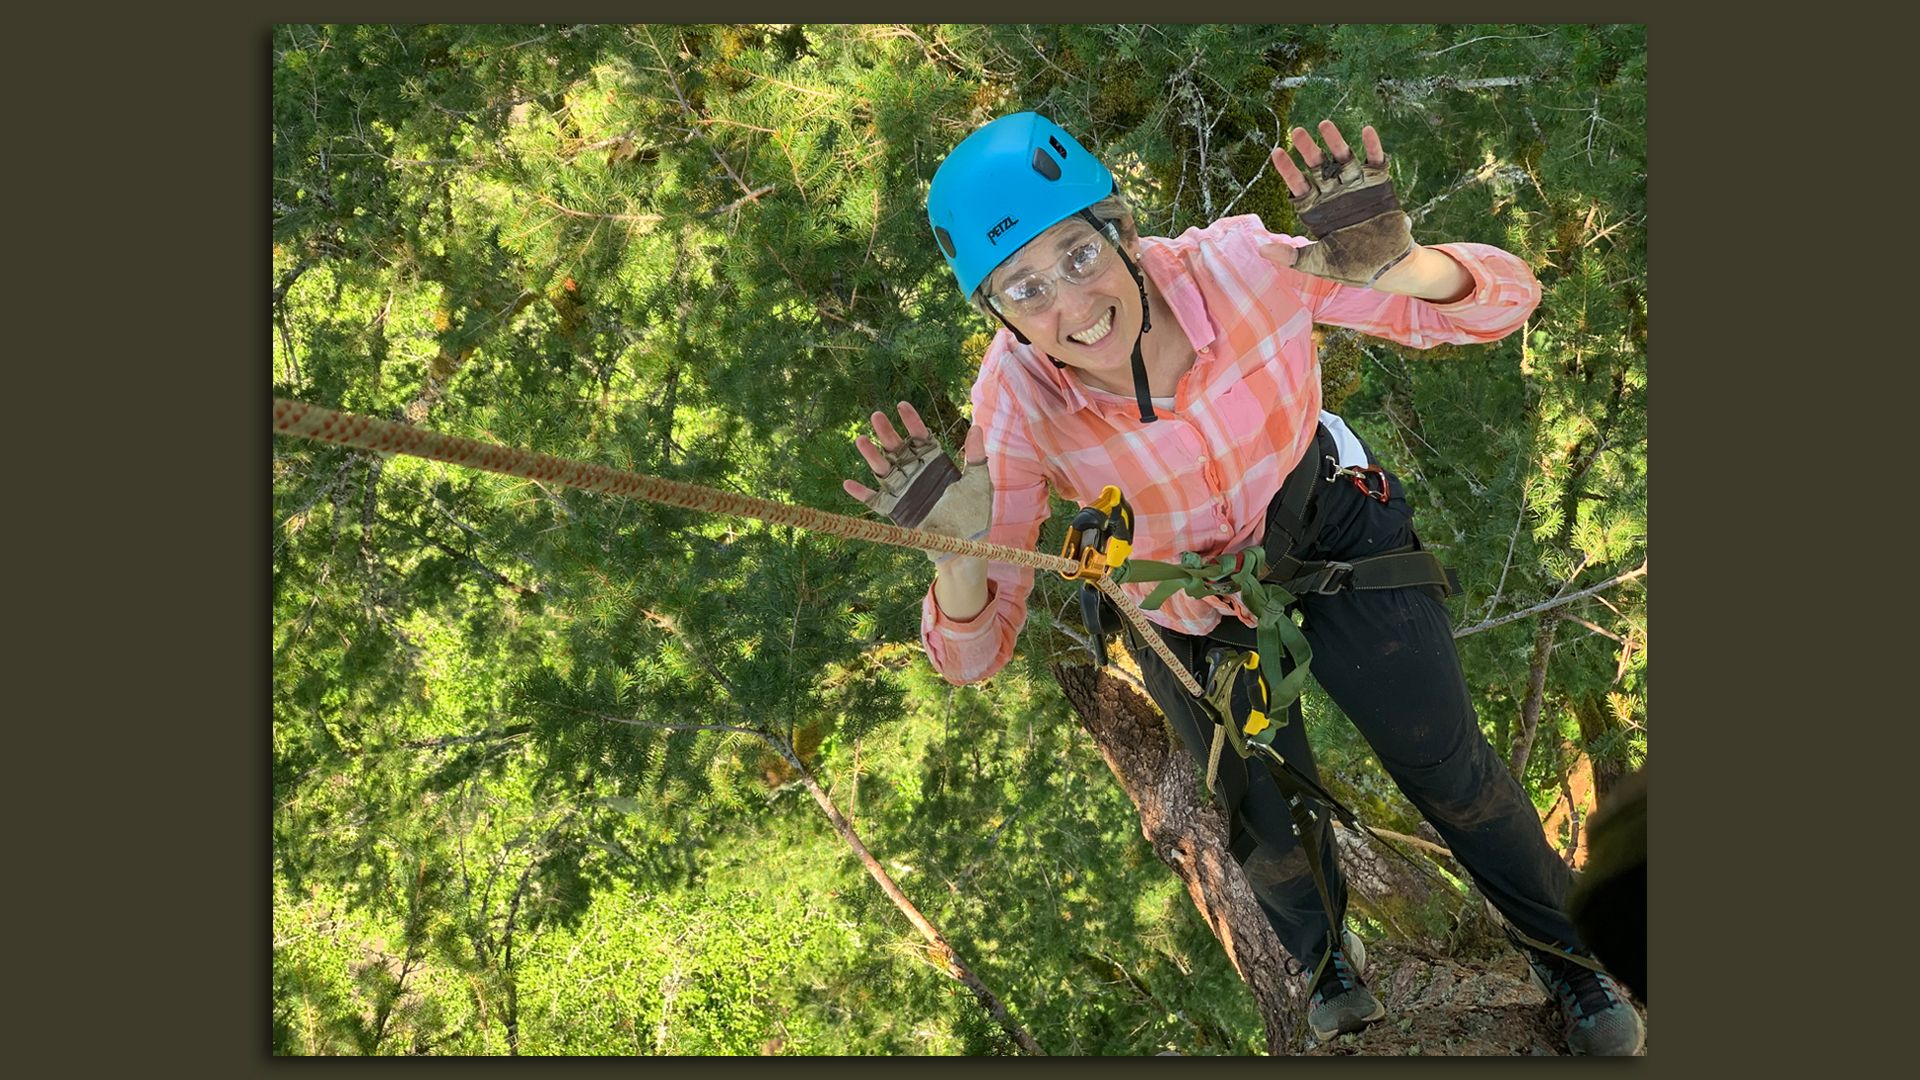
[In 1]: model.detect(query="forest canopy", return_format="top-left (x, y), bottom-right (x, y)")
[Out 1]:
top-left (272, 23), bottom-right (1645, 1055)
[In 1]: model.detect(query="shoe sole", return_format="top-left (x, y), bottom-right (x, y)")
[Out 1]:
top-left (1309, 998), bottom-right (1387, 1042)
top-left (1309, 929), bottom-right (1384, 1041)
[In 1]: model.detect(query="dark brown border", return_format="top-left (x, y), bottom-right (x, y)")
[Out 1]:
top-left (63, 8), bottom-right (1808, 1074)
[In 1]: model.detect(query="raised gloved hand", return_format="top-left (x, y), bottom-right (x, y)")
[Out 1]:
top-left (844, 402), bottom-right (992, 565)
top-left (1265, 120), bottom-right (1414, 287)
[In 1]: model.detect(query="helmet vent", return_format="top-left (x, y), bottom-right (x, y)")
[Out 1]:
top-left (1048, 135), bottom-right (1068, 157)
top-left (1030, 147), bottom-right (1062, 182)
top-left (934, 225), bottom-right (957, 258)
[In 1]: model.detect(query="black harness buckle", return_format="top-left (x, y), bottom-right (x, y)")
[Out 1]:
top-left (1298, 560), bottom-right (1355, 595)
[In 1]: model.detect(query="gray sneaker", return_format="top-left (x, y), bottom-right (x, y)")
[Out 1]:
top-left (1308, 928), bottom-right (1386, 1041)
top-left (1524, 947), bottom-right (1645, 1056)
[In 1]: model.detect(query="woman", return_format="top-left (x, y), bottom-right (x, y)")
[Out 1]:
top-left (843, 112), bottom-right (1642, 1056)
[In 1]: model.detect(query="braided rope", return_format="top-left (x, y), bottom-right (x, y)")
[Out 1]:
top-left (1092, 575), bottom-right (1203, 696)
top-left (272, 398), bottom-right (1204, 696)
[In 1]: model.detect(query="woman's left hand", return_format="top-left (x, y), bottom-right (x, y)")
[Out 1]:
top-left (1259, 120), bottom-right (1470, 301)
top-left (1267, 119), bottom-right (1385, 204)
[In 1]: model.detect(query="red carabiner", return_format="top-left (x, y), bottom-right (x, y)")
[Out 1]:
top-left (1330, 463), bottom-right (1391, 504)
top-left (1349, 465), bottom-right (1390, 504)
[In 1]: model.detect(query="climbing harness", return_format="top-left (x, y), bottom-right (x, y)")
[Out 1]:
top-left (1056, 424), bottom-right (1476, 990)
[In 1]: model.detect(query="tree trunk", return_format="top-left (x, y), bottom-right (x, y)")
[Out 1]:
top-left (777, 742), bottom-right (1047, 1056)
top-left (1331, 826), bottom-right (1446, 952)
top-left (1507, 616), bottom-right (1559, 781)
top-left (1049, 659), bottom-right (1305, 1055)
top-left (1572, 694), bottom-right (1630, 804)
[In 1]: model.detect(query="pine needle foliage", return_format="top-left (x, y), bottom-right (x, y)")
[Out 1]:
top-left (274, 23), bottom-right (1646, 1055)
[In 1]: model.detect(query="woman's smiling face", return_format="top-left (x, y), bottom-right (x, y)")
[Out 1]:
top-left (985, 217), bottom-right (1143, 384)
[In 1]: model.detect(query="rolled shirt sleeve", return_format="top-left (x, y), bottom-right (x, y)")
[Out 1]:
top-left (1263, 227), bottom-right (1541, 348)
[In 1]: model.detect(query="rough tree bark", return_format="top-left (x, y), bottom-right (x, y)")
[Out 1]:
top-left (1049, 658), bottom-right (1306, 1055)
top-left (1572, 694), bottom-right (1631, 804)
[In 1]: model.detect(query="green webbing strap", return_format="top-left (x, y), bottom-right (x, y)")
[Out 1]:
top-left (1267, 548), bottom-right (1458, 597)
top-left (1502, 923), bottom-right (1610, 974)
top-left (1117, 547), bottom-right (1312, 733)
top-left (1346, 550), bottom-right (1451, 591)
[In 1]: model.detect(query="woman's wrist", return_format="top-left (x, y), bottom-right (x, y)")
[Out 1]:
top-left (1371, 244), bottom-right (1474, 303)
top-left (933, 556), bottom-right (990, 622)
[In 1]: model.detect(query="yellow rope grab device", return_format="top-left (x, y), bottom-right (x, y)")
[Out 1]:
top-left (1053, 484), bottom-right (1279, 761)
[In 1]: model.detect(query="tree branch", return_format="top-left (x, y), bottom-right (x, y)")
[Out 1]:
top-left (402, 723), bottom-right (534, 750)
top-left (701, 183), bottom-right (777, 217)
top-left (1408, 159), bottom-right (1524, 224)
top-left (1272, 73), bottom-right (1538, 96)
top-left (1507, 615), bottom-right (1559, 780)
top-left (1418, 30), bottom-right (1555, 58)
top-left (1332, 820), bottom-right (1453, 860)
top-left (533, 194), bottom-right (663, 229)
top-left (1453, 561), bottom-right (1646, 639)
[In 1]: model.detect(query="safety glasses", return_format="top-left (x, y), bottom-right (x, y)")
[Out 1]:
top-left (985, 228), bottom-right (1115, 318)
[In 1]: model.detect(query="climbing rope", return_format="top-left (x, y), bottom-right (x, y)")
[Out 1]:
top-left (272, 397), bottom-right (1204, 696)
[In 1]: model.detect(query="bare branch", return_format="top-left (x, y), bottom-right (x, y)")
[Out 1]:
top-left (701, 183), bottom-right (777, 217)
top-left (1272, 73), bottom-right (1537, 96)
top-left (533, 194), bottom-right (662, 229)
top-left (1418, 30), bottom-right (1554, 58)
top-left (1478, 485), bottom-right (1530, 621)
top-left (402, 723), bottom-right (533, 750)
top-left (1332, 820), bottom-right (1453, 861)
top-left (1562, 613), bottom-right (1623, 643)
top-left (528, 695), bottom-right (763, 741)
top-left (1047, 616), bottom-right (1146, 695)
top-left (1408, 159), bottom-right (1523, 224)
top-left (1507, 615), bottom-right (1559, 780)
top-left (1454, 561), bottom-right (1645, 638)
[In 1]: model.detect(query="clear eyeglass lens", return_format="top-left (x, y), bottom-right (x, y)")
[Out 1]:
top-left (1062, 238), bottom-right (1106, 281)
top-left (1003, 278), bottom-right (1050, 311)
top-left (992, 231), bottom-right (1108, 315)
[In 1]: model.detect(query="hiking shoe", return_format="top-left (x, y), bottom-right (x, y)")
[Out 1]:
top-left (1524, 947), bottom-right (1645, 1056)
top-left (1308, 928), bottom-right (1386, 1041)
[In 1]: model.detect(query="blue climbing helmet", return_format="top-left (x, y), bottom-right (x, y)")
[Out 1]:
top-left (927, 112), bottom-right (1117, 300)
top-left (927, 112), bottom-right (1160, 423)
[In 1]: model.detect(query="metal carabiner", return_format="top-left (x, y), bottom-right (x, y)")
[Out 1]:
top-left (1327, 459), bottom-right (1391, 504)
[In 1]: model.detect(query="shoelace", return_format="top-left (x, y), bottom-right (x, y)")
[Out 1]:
top-left (1312, 948), bottom-right (1359, 1002)
top-left (1533, 955), bottom-right (1621, 1024)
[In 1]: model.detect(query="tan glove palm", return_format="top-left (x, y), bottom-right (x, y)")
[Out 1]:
top-left (1269, 120), bottom-right (1415, 287)
top-left (845, 404), bottom-right (992, 565)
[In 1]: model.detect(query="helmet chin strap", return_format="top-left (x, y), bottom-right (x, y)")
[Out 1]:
top-left (987, 210), bottom-right (1159, 424)
top-left (1080, 209), bottom-right (1157, 424)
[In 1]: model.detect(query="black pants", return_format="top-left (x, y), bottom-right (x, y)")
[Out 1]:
top-left (1130, 456), bottom-right (1584, 973)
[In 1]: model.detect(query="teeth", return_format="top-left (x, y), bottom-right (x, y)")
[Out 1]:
top-left (1069, 308), bottom-right (1115, 345)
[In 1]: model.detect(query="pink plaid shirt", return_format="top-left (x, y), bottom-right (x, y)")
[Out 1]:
top-left (921, 214), bottom-right (1540, 685)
